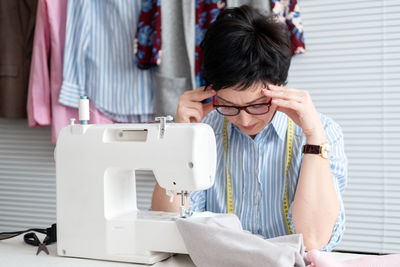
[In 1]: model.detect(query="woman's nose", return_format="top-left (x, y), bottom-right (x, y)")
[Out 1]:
top-left (237, 110), bottom-right (252, 125)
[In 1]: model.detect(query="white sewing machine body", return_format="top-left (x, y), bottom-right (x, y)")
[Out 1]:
top-left (55, 121), bottom-right (217, 264)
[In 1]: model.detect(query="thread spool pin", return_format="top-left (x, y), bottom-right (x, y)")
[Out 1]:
top-left (79, 96), bottom-right (90, 125)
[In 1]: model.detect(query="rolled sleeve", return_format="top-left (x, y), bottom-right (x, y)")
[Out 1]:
top-left (322, 198), bottom-right (345, 251)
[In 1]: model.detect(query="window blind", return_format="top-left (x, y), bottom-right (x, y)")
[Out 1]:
top-left (287, 0), bottom-right (400, 253)
top-left (0, 119), bottom-right (56, 231)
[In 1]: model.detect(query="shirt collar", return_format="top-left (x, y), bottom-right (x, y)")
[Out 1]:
top-left (255, 111), bottom-right (287, 142)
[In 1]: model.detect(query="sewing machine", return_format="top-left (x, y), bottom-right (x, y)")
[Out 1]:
top-left (55, 109), bottom-right (217, 264)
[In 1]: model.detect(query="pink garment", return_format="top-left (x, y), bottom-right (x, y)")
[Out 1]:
top-left (307, 249), bottom-right (400, 267)
top-left (27, 0), bottom-right (112, 144)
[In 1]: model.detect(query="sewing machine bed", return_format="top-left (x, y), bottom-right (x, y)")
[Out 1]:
top-left (134, 210), bottom-right (180, 221)
top-left (0, 233), bottom-right (370, 267)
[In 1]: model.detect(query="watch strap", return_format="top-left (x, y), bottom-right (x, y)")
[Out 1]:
top-left (302, 144), bottom-right (321, 154)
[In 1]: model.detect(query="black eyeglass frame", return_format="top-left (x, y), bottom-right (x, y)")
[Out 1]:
top-left (212, 96), bottom-right (272, 116)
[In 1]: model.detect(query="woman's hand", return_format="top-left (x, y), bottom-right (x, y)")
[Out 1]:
top-left (263, 84), bottom-right (326, 143)
top-left (175, 86), bottom-right (217, 123)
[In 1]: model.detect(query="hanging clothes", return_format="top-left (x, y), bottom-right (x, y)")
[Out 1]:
top-left (135, 0), bottom-right (305, 115)
top-left (135, 0), bottom-right (305, 72)
top-left (135, 0), bottom-right (225, 116)
top-left (136, 0), bottom-right (226, 88)
top-left (27, 0), bottom-right (113, 144)
top-left (270, 0), bottom-right (306, 55)
top-left (0, 0), bottom-right (37, 118)
top-left (135, 0), bottom-right (161, 69)
top-left (227, 0), bottom-right (270, 11)
top-left (135, 0), bottom-right (195, 116)
top-left (60, 0), bottom-right (154, 123)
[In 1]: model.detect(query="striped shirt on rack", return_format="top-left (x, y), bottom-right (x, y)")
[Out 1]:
top-left (60, 0), bottom-right (154, 122)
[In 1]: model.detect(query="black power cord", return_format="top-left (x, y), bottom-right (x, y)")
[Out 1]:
top-left (0, 224), bottom-right (57, 255)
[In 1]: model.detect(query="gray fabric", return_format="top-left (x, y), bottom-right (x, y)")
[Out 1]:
top-left (182, 0), bottom-right (196, 91)
top-left (227, 0), bottom-right (270, 12)
top-left (176, 213), bottom-right (307, 267)
top-left (154, 0), bottom-right (195, 117)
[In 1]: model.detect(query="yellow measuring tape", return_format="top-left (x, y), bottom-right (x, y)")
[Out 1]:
top-left (223, 119), bottom-right (235, 214)
top-left (283, 118), bottom-right (294, 235)
top-left (223, 117), bottom-right (294, 234)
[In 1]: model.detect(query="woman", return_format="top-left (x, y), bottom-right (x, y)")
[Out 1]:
top-left (152, 5), bottom-right (347, 251)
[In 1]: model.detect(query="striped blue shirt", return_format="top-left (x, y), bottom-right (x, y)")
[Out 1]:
top-left (60, 0), bottom-right (154, 122)
top-left (191, 110), bottom-right (347, 251)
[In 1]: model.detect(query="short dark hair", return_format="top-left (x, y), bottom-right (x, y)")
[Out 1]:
top-left (201, 5), bottom-right (291, 91)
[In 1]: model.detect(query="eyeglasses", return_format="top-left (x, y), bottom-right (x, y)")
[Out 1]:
top-left (212, 96), bottom-right (272, 116)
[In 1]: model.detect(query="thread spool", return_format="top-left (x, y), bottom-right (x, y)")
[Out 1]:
top-left (79, 96), bottom-right (90, 124)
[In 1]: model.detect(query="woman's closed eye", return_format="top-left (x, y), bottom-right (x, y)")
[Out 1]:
top-left (249, 104), bottom-right (267, 109)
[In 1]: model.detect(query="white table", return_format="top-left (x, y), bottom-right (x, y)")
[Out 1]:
top-left (0, 234), bottom-right (195, 267)
top-left (0, 234), bottom-right (365, 267)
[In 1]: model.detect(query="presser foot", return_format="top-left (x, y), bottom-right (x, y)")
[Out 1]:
top-left (177, 190), bottom-right (192, 218)
top-left (179, 205), bottom-right (192, 218)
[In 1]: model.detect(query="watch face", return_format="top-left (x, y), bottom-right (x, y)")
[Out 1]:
top-left (321, 143), bottom-right (332, 159)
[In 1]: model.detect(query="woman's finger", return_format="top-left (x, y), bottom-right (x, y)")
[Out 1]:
top-left (267, 84), bottom-right (307, 96)
top-left (272, 98), bottom-right (302, 114)
top-left (182, 100), bottom-right (203, 112)
top-left (184, 107), bottom-right (203, 123)
top-left (263, 88), bottom-right (306, 103)
top-left (185, 87), bottom-right (216, 102)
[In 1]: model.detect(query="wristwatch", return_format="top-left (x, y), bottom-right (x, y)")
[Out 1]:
top-left (302, 142), bottom-right (332, 159)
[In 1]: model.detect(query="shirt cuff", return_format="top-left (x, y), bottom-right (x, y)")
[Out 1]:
top-left (59, 81), bottom-right (85, 108)
top-left (321, 201), bottom-right (346, 252)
